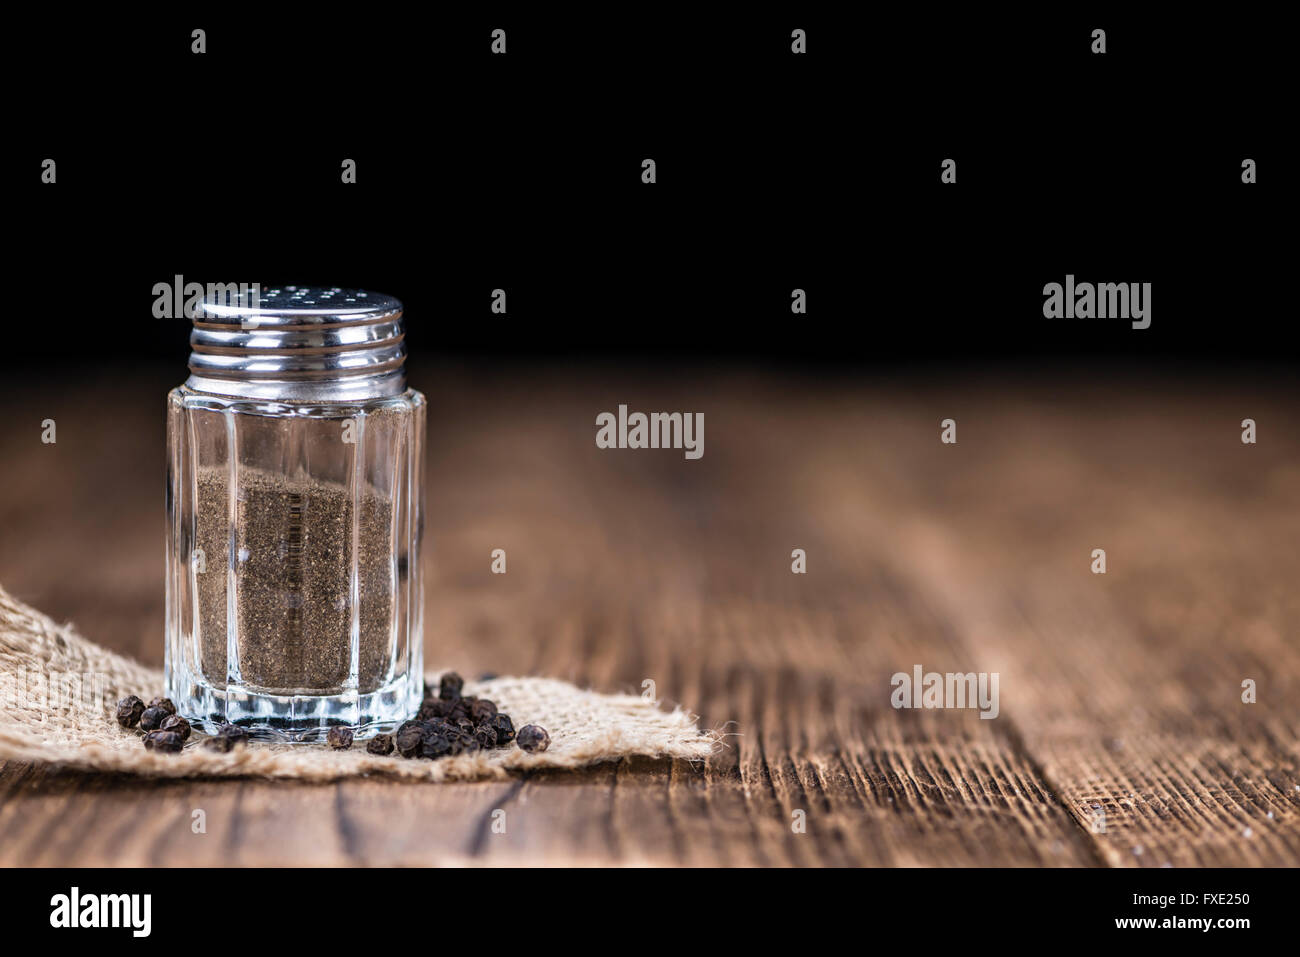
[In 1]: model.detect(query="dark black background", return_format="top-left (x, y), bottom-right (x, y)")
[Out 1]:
top-left (0, 7), bottom-right (1293, 911)
top-left (3, 865), bottom-right (1287, 943)
top-left (7, 9), bottom-right (1289, 370)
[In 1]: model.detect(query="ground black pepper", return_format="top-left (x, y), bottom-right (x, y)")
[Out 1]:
top-left (195, 463), bottom-right (397, 694)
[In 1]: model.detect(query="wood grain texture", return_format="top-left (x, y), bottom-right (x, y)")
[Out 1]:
top-left (0, 364), bottom-right (1296, 866)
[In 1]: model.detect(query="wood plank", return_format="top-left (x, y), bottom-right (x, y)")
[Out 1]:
top-left (823, 375), bottom-right (1300, 867)
top-left (1, 368), bottom-right (1294, 866)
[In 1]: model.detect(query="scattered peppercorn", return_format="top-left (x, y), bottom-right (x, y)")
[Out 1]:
top-left (439, 672), bottom-right (464, 700)
top-left (396, 721), bottom-right (426, 758)
top-left (203, 725), bottom-right (250, 752)
top-left (516, 725), bottom-right (550, 753)
top-left (108, 681), bottom-right (551, 762)
top-left (420, 732), bottom-right (452, 759)
top-left (447, 699), bottom-right (472, 723)
top-left (223, 725), bottom-right (250, 746)
top-left (115, 695), bottom-right (145, 728)
top-left (417, 698), bottom-right (448, 721)
top-left (160, 714), bottom-right (192, 741)
top-left (491, 713), bottom-right (515, 746)
top-left (139, 706), bottom-right (168, 732)
top-left (152, 677), bottom-right (553, 763)
top-left (143, 730), bottom-right (184, 753)
top-left (433, 719), bottom-right (457, 739)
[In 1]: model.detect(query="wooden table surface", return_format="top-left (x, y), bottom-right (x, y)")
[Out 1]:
top-left (1, 363), bottom-right (1297, 867)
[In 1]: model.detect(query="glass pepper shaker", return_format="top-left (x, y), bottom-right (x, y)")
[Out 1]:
top-left (165, 286), bottom-right (425, 740)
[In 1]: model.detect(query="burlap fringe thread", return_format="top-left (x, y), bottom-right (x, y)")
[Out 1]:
top-left (0, 585), bottom-right (715, 781)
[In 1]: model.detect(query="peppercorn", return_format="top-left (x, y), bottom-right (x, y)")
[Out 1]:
top-left (204, 728), bottom-right (249, 748)
top-left (439, 672), bottom-right (464, 700)
top-left (160, 714), bottom-right (191, 741)
top-left (326, 727), bottom-right (354, 750)
top-left (474, 725), bottom-right (498, 749)
top-left (491, 713), bottom-right (515, 746)
top-left (470, 698), bottom-right (498, 724)
top-left (396, 722), bottom-right (426, 758)
top-left (417, 698), bottom-right (449, 721)
top-left (139, 706), bottom-right (168, 732)
top-left (143, 730), bottom-right (184, 753)
top-left (115, 695), bottom-right (145, 729)
top-left (516, 725), bottom-right (550, 753)
top-left (367, 733), bottom-right (395, 755)
top-left (148, 697), bottom-right (177, 716)
top-left (420, 732), bottom-right (452, 759)
top-left (223, 725), bottom-right (250, 745)
top-left (203, 725), bottom-right (249, 752)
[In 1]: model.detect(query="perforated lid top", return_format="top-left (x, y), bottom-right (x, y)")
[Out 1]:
top-left (185, 286), bottom-right (408, 401)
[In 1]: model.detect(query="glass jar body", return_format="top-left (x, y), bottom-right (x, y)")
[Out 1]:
top-left (165, 385), bottom-right (425, 740)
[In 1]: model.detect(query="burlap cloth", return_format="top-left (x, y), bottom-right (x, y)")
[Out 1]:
top-left (0, 585), bottom-right (714, 780)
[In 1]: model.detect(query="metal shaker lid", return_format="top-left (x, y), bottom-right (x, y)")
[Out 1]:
top-left (185, 286), bottom-right (407, 401)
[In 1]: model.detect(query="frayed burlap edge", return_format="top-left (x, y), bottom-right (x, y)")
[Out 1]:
top-left (0, 585), bottom-right (716, 781)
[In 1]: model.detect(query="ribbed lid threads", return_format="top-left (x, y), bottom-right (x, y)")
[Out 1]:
top-left (185, 286), bottom-right (408, 401)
